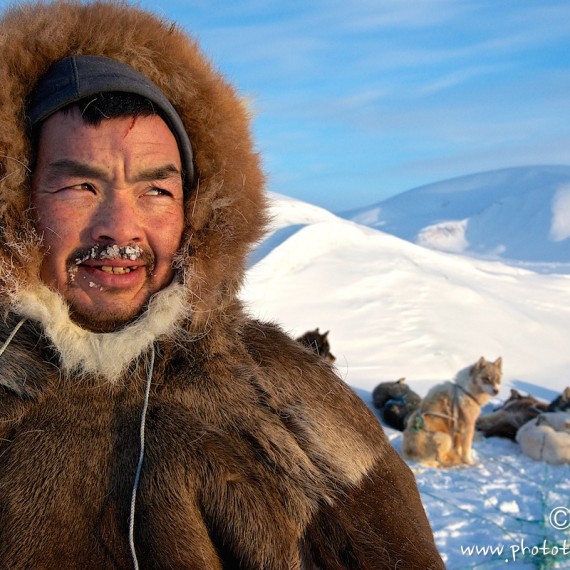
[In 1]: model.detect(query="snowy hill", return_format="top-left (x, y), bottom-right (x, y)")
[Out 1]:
top-left (341, 165), bottom-right (570, 269)
top-left (243, 191), bottom-right (570, 569)
top-left (245, 192), bottom-right (570, 396)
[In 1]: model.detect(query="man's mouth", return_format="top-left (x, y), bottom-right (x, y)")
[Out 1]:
top-left (66, 244), bottom-right (155, 285)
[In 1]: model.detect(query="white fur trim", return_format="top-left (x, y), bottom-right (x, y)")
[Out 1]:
top-left (14, 282), bottom-right (187, 381)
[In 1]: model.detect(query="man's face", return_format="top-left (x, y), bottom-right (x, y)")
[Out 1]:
top-left (31, 108), bottom-right (185, 332)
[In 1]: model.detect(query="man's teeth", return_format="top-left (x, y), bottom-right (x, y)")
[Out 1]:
top-left (100, 265), bottom-right (135, 274)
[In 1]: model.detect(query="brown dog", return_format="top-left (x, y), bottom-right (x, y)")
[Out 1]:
top-left (476, 389), bottom-right (548, 440)
top-left (403, 357), bottom-right (502, 467)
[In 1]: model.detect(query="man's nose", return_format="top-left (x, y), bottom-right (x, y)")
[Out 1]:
top-left (89, 193), bottom-right (143, 245)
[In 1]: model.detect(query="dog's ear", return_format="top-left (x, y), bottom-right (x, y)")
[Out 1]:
top-left (494, 357), bottom-right (503, 370)
top-left (510, 388), bottom-right (521, 399)
top-left (322, 330), bottom-right (329, 339)
top-left (476, 356), bottom-right (486, 369)
top-left (397, 377), bottom-right (406, 384)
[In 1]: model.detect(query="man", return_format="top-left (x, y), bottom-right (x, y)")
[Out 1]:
top-left (0, 2), bottom-right (444, 568)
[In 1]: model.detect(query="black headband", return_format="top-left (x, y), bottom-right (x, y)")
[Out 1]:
top-left (27, 55), bottom-right (194, 187)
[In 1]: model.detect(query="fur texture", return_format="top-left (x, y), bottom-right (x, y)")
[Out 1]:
top-left (516, 412), bottom-right (570, 465)
top-left (403, 357), bottom-right (503, 467)
top-left (0, 2), bottom-right (444, 568)
top-left (372, 378), bottom-right (422, 431)
top-left (476, 388), bottom-right (548, 440)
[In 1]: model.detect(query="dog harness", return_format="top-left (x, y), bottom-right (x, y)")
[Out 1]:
top-left (412, 384), bottom-right (479, 434)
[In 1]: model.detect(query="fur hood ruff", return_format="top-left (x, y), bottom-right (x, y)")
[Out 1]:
top-left (0, 0), bottom-right (267, 379)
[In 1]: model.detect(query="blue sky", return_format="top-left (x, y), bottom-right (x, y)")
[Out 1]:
top-left (10, 0), bottom-right (570, 212)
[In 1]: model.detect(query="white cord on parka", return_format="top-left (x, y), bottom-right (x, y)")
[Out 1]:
top-left (1, 318), bottom-right (151, 569)
top-left (128, 343), bottom-right (155, 570)
top-left (0, 317), bottom-right (27, 358)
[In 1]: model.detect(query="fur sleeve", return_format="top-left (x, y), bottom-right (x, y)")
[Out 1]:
top-left (242, 320), bottom-right (444, 568)
top-left (302, 452), bottom-right (445, 569)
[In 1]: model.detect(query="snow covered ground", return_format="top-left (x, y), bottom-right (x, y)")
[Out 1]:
top-left (242, 170), bottom-right (570, 569)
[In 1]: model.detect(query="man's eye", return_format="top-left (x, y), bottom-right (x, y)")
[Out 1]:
top-left (145, 187), bottom-right (172, 197)
top-left (67, 183), bottom-right (95, 192)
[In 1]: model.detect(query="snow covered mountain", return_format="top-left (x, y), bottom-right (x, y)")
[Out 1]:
top-left (243, 185), bottom-right (570, 569)
top-left (340, 165), bottom-right (570, 269)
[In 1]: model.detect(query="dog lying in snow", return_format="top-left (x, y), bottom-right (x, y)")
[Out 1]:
top-left (516, 412), bottom-right (570, 465)
top-left (372, 378), bottom-right (422, 431)
top-left (402, 357), bottom-right (502, 467)
top-left (296, 328), bottom-right (336, 363)
top-left (476, 389), bottom-right (548, 440)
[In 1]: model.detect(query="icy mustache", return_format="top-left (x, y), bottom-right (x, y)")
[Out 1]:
top-left (70, 244), bottom-right (155, 267)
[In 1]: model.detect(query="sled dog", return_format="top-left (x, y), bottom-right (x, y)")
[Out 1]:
top-left (296, 328), bottom-right (336, 363)
top-left (516, 412), bottom-right (570, 465)
top-left (402, 357), bottom-right (502, 467)
top-left (476, 389), bottom-right (548, 440)
top-left (372, 378), bottom-right (422, 431)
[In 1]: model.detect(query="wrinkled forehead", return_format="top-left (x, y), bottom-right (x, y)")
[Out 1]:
top-left (33, 110), bottom-right (184, 191)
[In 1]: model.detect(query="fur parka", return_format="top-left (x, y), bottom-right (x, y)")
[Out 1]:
top-left (0, 2), bottom-right (444, 568)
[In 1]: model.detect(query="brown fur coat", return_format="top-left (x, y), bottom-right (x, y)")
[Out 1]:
top-left (0, 2), bottom-right (443, 568)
